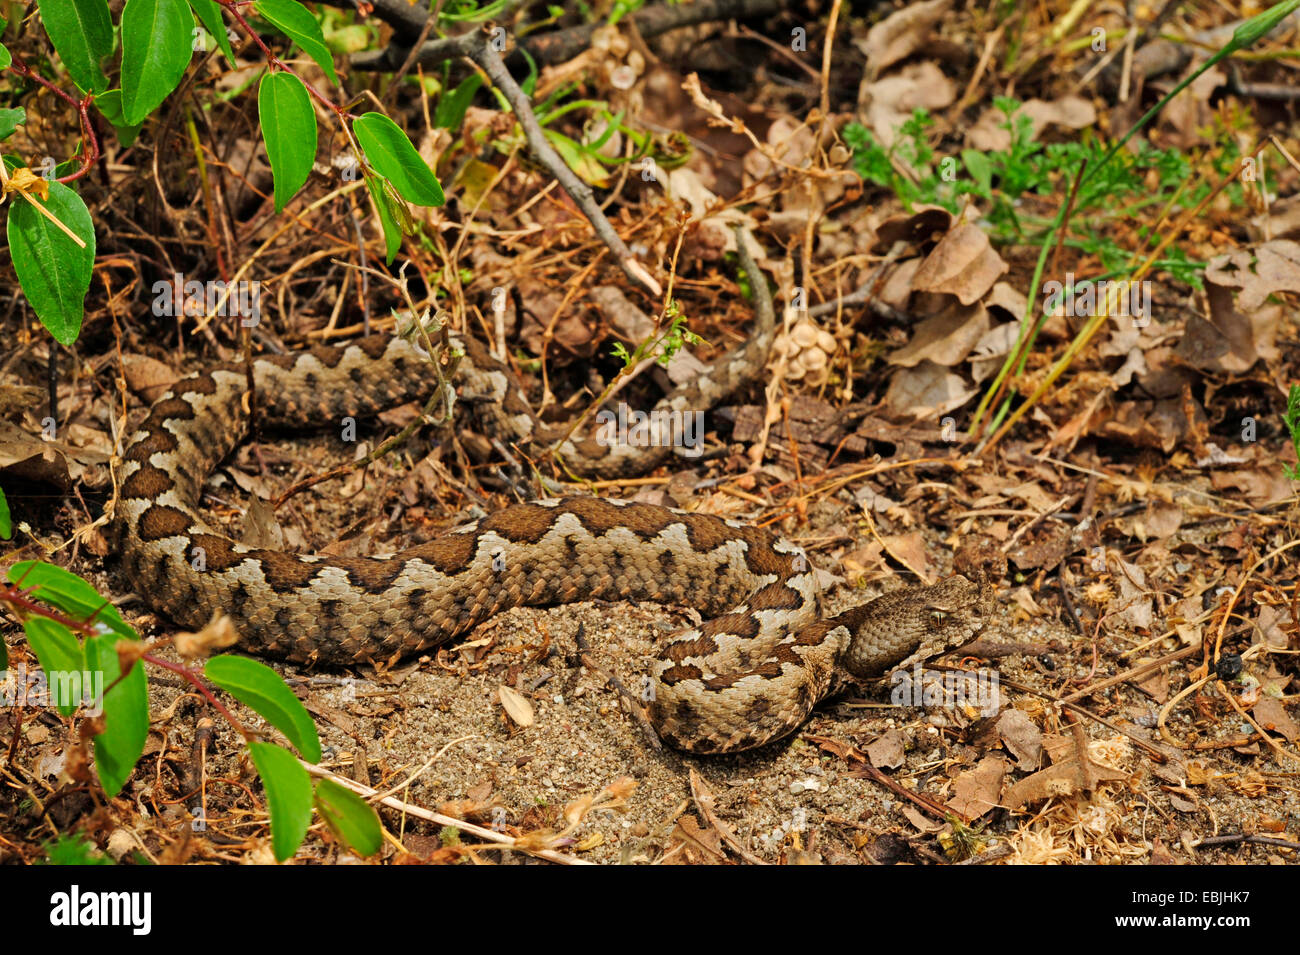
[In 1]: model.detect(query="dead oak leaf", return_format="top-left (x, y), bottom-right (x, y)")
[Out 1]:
top-left (880, 531), bottom-right (934, 584)
top-left (965, 96), bottom-right (1097, 151)
top-left (664, 815), bottom-right (727, 865)
top-left (887, 301), bottom-right (989, 368)
top-left (856, 0), bottom-right (953, 79)
top-left (882, 360), bottom-right (977, 419)
top-left (239, 496), bottom-right (284, 550)
top-left (996, 709), bottom-right (1043, 771)
top-left (1210, 467), bottom-right (1295, 506)
top-left (910, 224), bottom-right (1008, 305)
top-left (859, 61), bottom-right (955, 149)
top-left (1003, 752), bottom-right (1128, 811)
top-left (1252, 698), bottom-right (1300, 742)
top-left (946, 754), bottom-right (1008, 821)
top-left (1175, 242), bottom-right (1293, 373)
top-left (875, 206), bottom-right (954, 252)
top-left (1206, 240), bottom-right (1300, 312)
top-left (1109, 555), bottom-right (1155, 631)
top-left (866, 728), bottom-right (907, 770)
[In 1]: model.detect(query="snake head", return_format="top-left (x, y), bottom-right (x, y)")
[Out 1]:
top-left (837, 574), bottom-right (995, 678)
top-left (925, 574), bottom-right (995, 622)
top-left (903, 574), bottom-right (994, 670)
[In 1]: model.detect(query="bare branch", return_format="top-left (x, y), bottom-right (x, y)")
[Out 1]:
top-left (342, 0), bottom-right (785, 71)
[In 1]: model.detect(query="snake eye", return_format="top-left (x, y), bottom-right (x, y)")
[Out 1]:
top-left (930, 610), bottom-right (949, 627)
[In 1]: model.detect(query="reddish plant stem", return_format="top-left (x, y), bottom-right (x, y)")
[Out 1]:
top-left (142, 653), bottom-right (250, 738)
top-left (1, 586), bottom-right (248, 737)
top-left (4, 55), bottom-right (100, 184)
top-left (217, 0), bottom-right (347, 118)
top-left (1, 584), bottom-right (102, 637)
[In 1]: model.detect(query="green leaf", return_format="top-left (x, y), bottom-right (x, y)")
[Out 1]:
top-left (363, 169), bottom-right (402, 263)
top-left (434, 73), bottom-right (483, 130)
top-left (518, 44), bottom-right (538, 97)
top-left (0, 107), bottom-right (25, 140)
top-left (7, 182), bottom-right (95, 345)
top-left (353, 112), bottom-right (445, 207)
top-left (7, 561), bottom-right (136, 640)
top-left (120, 0), bottom-right (194, 126)
top-left (205, 655), bottom-right (322, 762)
top-left (248, 741), bottom-right (313, 861)
top-left (258, 71), bottom-right (317, 212)
top-left (0, 483), bottom-right (10, 538)
top-left (41, 833), bottom-right (114, 865)
top-left (961, 149), bottom-right (993, 198)
top-left (314, 778), bottom-right (383, 855)
top-left (23, 617), bottom-right (86, 717)
top-left (0, 44), bottom-right (10, 70)
top-left (544, 128), bottom-right (608, 187)
top-left (255, 0), bottom-right (339, 85)
top-left (187, 0), bottom-right (236, 67)
top-left (36, 0), bottom-right (113, 93)
top-left (86, 633), bottom-right (149, 798)
top-left (94, 90), bottom-right (145, 148)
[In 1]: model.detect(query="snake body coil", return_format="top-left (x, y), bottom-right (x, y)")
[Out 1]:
top-left (116, 245), bottom-right (989, 752)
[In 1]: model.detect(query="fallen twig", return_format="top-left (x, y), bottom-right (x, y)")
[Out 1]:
top-left (344, 0), bottom-right (784, 71)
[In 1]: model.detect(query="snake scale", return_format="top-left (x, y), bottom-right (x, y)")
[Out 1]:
top-left (115, 237), bottom-right (991, 753)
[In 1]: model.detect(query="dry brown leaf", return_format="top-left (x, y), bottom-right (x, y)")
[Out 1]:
top-left (1253, 699), bottom-right (1300, 741)
top-left (910, 224), bottom-right (1009, 305)
top-left (902, 804), bottom-right (944, 832)
top-left (1157, 67), bottom-right (1223, 150)
top-left (1109, 555), bottom-right (1155, 630)
top-left (880, 532), bottom-right (934, 584)
top-left (1256, 605), bottom-right (1294, 650)
top-left (664, 814), bottom-right (727, 865)
top-left (1094, 397), bottom-right (1199, 453)
top-left (240, 496), bottom-right (284, 549)
top-left (1002, 745), bottom-right (1128, 810)
top-left (589, 285), bottom-right (653, 341)
top-left (1210, 468), bottom-right (1295, 506)
top-left (875, 207), bottom-right (954, 251)
top-left (969, 322), bottom-right (1020, 384)
top-left (866, 728), bottom-right (907, 769)
top-left (856, 0), bottom-right (953, 79)
top-left (1008, 524), bottom-right (1071, 573)
top-left (887, 301), bottom-right (989, 368)
top-left (174, 614), bottom-right (240, 659)
top-left (120, 353), bottom-right (180, 403)
top-left (882, 361), bottom-right (976, 419)
top-left (0, 381), bottom-right (45, 419)
top-left (1001, 480), bottom-right (1056, 513)
top-left (996, 709), bottom-right (1043, 771)
top-left (859, 61), bottom-right (955, 148)
top-left (1138, 500), bottom-right (1185, 541)
top-left (840, 542), bottom-right (888, 584)
top-left (1136, 667), bottom-right (1170, 703)
top-left (1252, 193), bottom-right (1300, 241)
top-left (1174, 243), bottom-right (1294, 372)
top-left (498, 685), bottom-right (535, 728)
top-left (1209, 240), bottom-right (1300, 314)
top-left (946, 755), bottom-right (1008, 820)
top-left (688, 768), bottom-right (768, 864)
top-left (965, 96), bottom-right (1096, 151)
